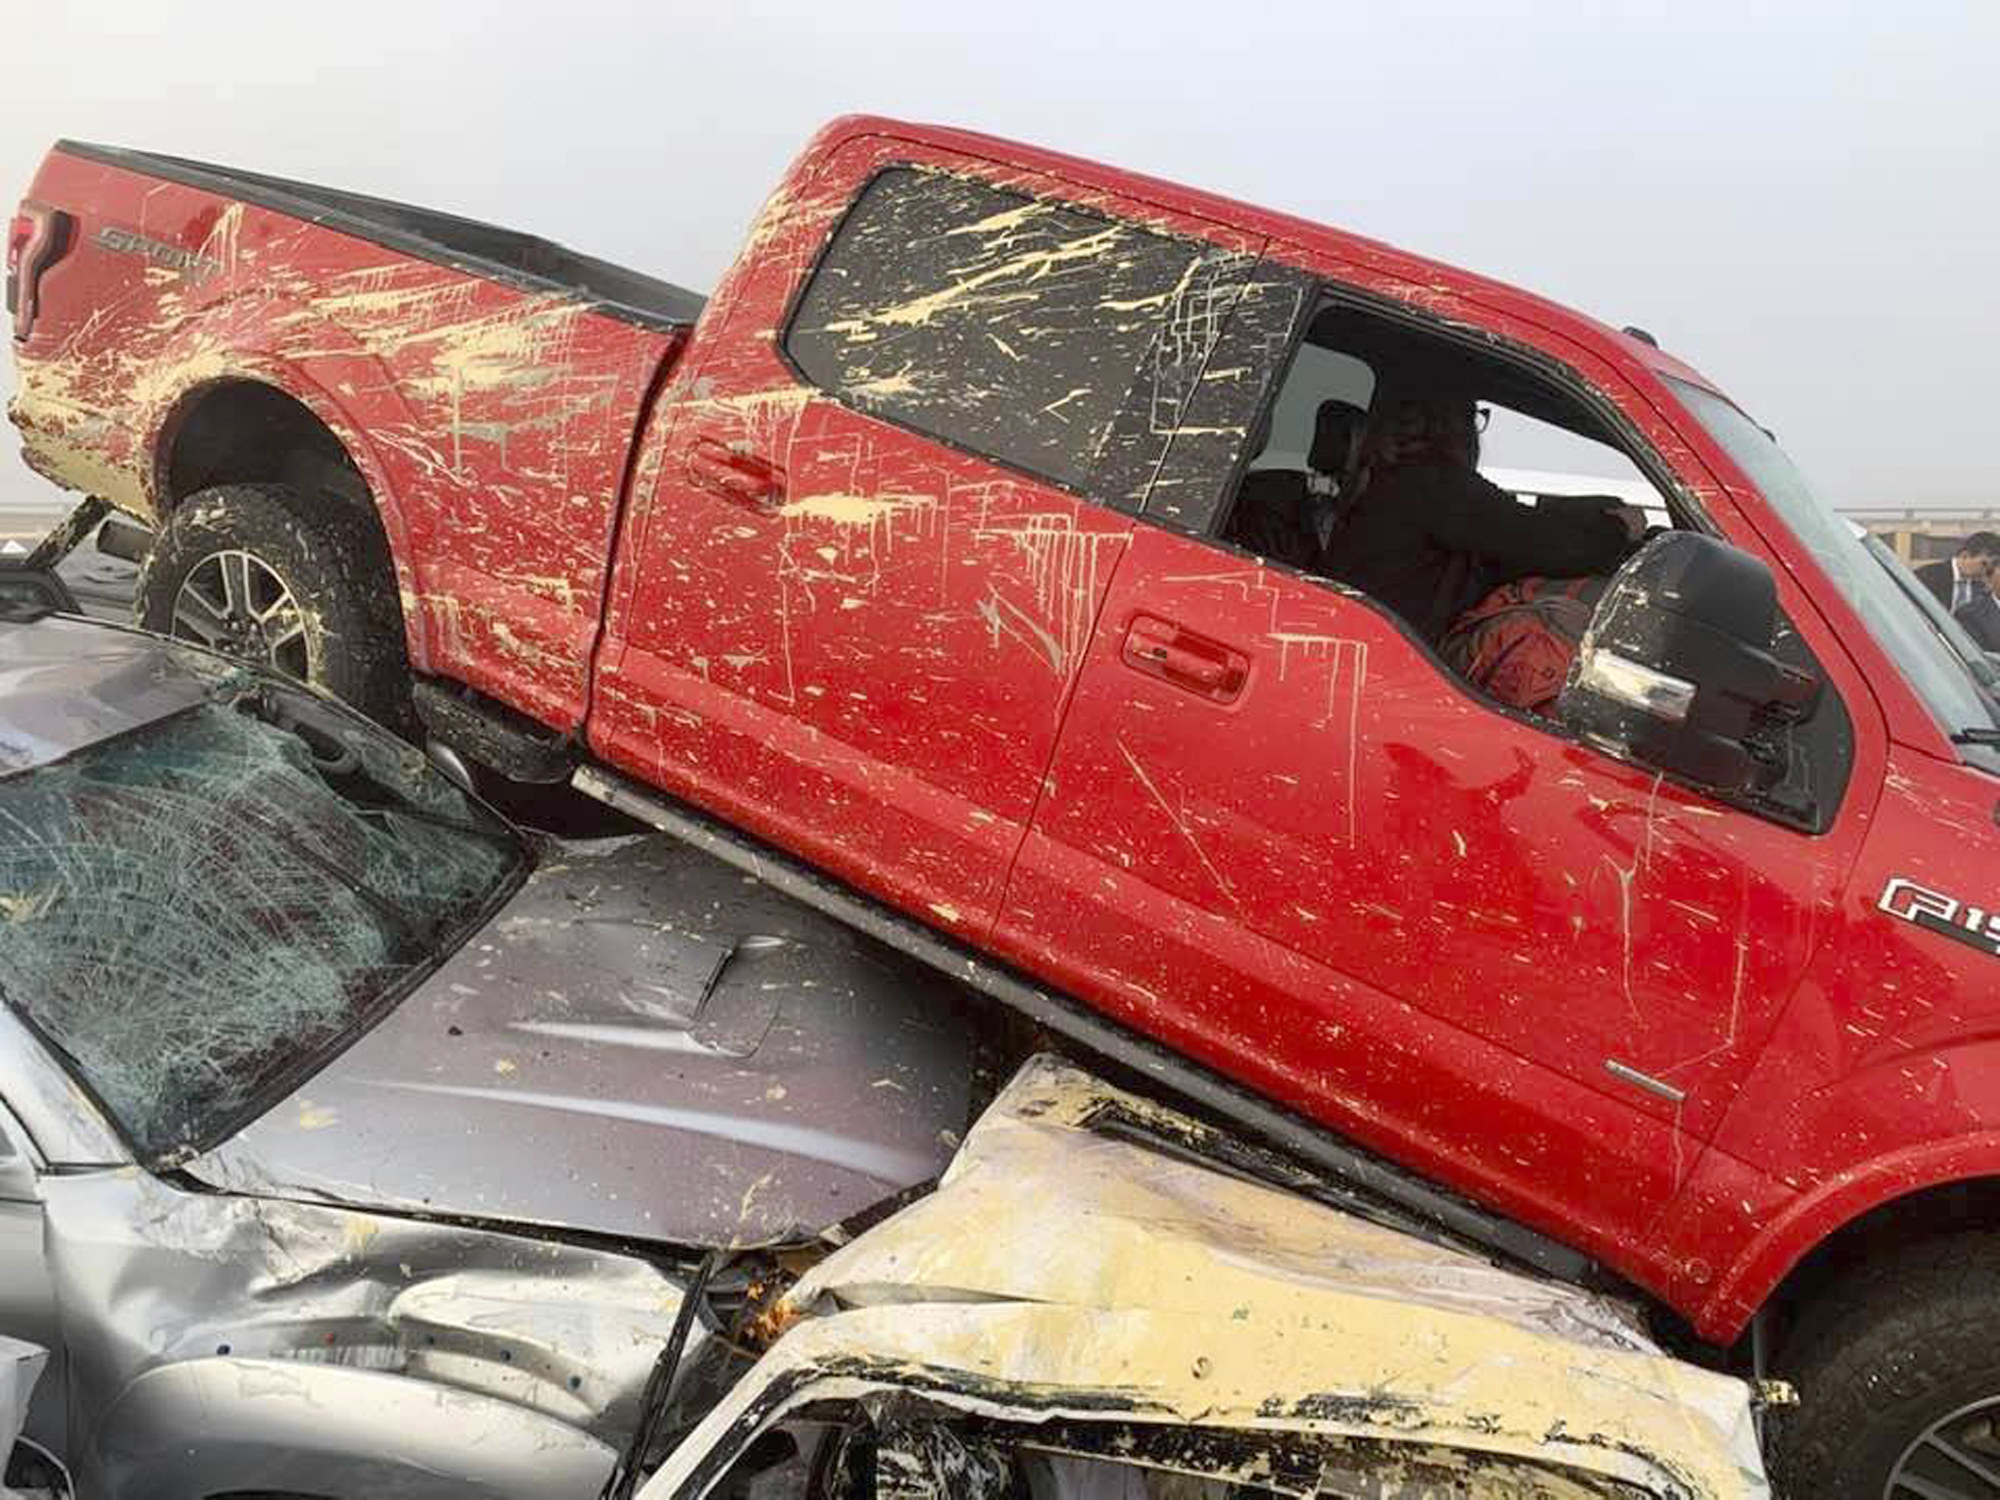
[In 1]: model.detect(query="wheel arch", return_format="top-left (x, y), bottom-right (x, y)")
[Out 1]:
top-left (1699, 1132), bottom-right (2000, 1344)
top-left (144, 363), bottom-right (432, 672)
top-left (156, 377), bottom-right (371, 513)
top-left (131, 290), bottom-right (433, 669)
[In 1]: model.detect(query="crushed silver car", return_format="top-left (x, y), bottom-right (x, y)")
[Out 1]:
top-left (0, 605), bottom-right (982, 1499)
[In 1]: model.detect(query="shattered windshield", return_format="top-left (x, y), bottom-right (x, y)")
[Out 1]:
top-left (0, 686), bottom-right (525, 1159)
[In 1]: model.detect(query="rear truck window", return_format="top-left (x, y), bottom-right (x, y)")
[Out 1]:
top-left (784, 166), bottom-right (1231, 498)
top-left (0, 686), bottom-right (525, 1159)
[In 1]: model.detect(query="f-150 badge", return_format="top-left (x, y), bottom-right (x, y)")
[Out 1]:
top-left (1880, 876), bottom-right (2000, 958)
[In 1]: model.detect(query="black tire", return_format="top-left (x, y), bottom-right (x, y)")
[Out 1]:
top-left (1773, 1231), bottom-right (2000, 1498)
top-left (137, 483), bottom-right (411, 729)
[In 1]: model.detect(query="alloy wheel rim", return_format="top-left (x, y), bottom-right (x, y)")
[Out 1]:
top-left (1888, 1396), bottom-right (2000, 1498)
top-left (170, 549), bottom-right (311, 681)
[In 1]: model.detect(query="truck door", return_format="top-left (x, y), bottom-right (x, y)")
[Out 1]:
top-left (992, 264), bottom-right (1862, 1275)
top-left (594, 138), bottom-right (1258, 936)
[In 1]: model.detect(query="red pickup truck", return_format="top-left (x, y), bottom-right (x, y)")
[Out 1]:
top-left (12, 118), bottom-right (2000, 1496)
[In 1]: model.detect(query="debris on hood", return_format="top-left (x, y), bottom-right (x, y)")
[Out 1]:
top-left (183, 834), bottom-right (980, 1248)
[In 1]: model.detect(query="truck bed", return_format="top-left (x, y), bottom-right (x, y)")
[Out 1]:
top-left (54, 140), bottom-right (706, 333)
top-left (11, 140), bottom-right (708, 733)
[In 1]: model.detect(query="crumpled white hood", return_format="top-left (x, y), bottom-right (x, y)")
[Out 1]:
top-left (769, 1054), bottom-right (1770, 1498)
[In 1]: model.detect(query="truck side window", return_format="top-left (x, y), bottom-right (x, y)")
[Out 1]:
top-left (785, 168), bottom-right (1232, 503)
top-left (1182, 290), bottom-right (1855, 830)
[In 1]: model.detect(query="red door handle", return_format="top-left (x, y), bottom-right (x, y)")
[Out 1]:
top-left (1123, 616), bottom-right (1249, 702)
top-left (686, 438), bottom-right (783, 509)
top-left (1159, 644), bottom-right (1233, 689)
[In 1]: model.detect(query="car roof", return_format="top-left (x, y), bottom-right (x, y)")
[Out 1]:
top-left (0, 613), bottom-right (216, 775)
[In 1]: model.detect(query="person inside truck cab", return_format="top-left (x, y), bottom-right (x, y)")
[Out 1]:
top-left (1327, 391), bottom-right (1648, 710)
top-left (1955, 560), bottom-right (2000, 652)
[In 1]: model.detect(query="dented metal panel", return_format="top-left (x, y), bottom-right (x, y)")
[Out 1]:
top-left (41, 1169), bottom-right (657, 1496)
top-left (638, 1056), bottom-right (1768, 1498)
top-left (781, 1054), bottom-right (1654, 1351)
top-left (0, 611), bottom-right (983, 1497)
top-left (190, 833), bottom-right (976, 1249)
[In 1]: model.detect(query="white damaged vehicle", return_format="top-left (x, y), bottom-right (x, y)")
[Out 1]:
top-left (630, 1057), bottom-right (1774, 1500)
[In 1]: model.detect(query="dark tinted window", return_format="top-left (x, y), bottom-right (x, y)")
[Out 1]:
top-left (786, 168), bottom-right (1229, 497)
top-left (1146, 264), bottom-right (1313, 532)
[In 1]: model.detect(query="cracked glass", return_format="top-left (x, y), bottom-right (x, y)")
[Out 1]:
top-left (0, 685), bottom-right (524, 1158)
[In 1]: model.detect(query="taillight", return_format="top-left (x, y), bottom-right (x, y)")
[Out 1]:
top-left (7, 202), bottom-right (72, 342)
top-left (3, 213), bottom-right (30, 295)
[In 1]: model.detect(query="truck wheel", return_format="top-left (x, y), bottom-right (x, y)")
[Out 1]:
top-left (1773, 1231), bottom-right (2000, 1498)
top-left (137, 483), bottom-right (411, 728)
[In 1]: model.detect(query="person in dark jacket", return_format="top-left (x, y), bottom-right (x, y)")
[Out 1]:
top-left (1916, 532), bottom-right (2000, 613)
top-left (1329, 393), bottom-right (1646, 645)
top-left (1956, 570), bottom-right (2000, 653)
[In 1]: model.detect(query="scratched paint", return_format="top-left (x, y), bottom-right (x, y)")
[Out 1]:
top-left (7, 151), bottom-right (685, 730)
top-left (592, 142), bottom-right (1257, 946)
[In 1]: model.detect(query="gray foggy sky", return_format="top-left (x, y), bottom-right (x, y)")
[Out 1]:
top-left (3, 0), bottom-right (1995, 514)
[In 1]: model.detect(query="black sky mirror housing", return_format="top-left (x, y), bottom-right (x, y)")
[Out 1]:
top-left (1558, 533), bottom-right (1819, 795)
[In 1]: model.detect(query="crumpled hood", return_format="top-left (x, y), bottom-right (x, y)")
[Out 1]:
top-left (189, 835), bottom-right (975, 1248)
top-left (771, 1055), bottom-right (1770, 1498)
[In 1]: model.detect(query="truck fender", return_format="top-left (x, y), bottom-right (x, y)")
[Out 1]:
top-left (84, 1355), bottom-right (616, 1500)
top-left (136, 291), bottom-right (435, 665)
top-left (1699, 1128), bottom-right (2000, 1341)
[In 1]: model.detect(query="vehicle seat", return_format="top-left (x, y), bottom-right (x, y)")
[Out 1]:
top-left (1225, 399), bottom-right (1366, 571)
top-left (1307, 398), bottom-right (1364, 484)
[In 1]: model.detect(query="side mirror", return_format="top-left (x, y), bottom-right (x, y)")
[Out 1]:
top-left (1558, 533), bottom-right (1818, 796)
top-left (0, 566), bottom-right (76, 621)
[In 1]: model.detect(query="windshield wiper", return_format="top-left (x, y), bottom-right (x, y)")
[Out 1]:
top-left (358, 799), bottom-right (517, 849)
top-left (1952, 727), bottom-right (2000, 747)
top-left (602, 1249), bottom-right (722, 1500)
top-left (239, 686), bottom-right (519, 852)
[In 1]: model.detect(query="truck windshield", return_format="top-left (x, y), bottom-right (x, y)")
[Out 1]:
top-left (0, 684), bottom-right (526, 1160)
top-left (1667, 379), bottom-right (2000, 771)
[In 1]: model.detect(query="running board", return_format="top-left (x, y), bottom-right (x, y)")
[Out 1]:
top-left (414, 677), bottom-right (575, 784)
top-left (571, 762), bottom-right (1596, 1286)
